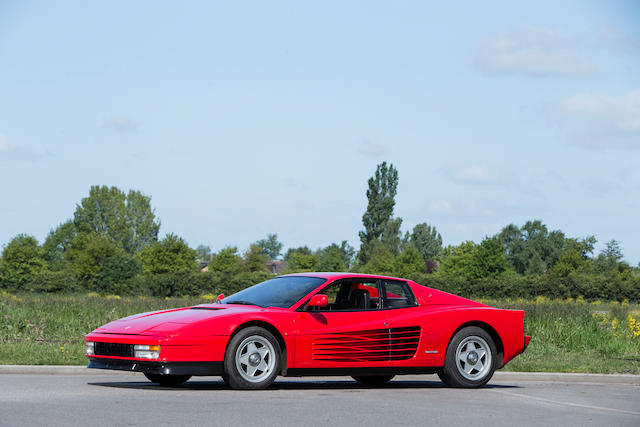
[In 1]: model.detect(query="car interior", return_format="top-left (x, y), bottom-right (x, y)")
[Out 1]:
top-left (305, 280), bottom-right (415, 311)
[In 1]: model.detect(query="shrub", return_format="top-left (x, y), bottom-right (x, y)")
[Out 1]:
top-left (26, 270), bottom-right (78, 293)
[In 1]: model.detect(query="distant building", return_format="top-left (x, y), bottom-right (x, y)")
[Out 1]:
top-left (266, 260), bottom-right (288, 275)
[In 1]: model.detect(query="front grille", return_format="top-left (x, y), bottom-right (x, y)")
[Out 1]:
top-left (94, 342), bottom-right (134, 358)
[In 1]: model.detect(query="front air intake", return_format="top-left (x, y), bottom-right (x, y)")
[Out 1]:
top-left (94, 342), bottom-right (134, 358)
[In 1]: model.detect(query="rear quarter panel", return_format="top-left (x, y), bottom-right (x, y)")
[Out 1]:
top-left (408, 305), bottom-right (526, 367)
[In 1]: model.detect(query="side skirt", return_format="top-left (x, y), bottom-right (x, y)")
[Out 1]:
top-left (88, 358), bottom-right (224, 376)
top-left (285, 367), bottom-right (439, 377)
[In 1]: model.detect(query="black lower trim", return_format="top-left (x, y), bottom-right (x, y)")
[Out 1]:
top-left (88, 358), bottom-right (224, 376)
top-left (285, 367), bottom-right (439, 377)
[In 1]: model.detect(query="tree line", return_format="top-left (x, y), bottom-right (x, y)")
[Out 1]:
top-left (1, 163), bottom-right (639, 301)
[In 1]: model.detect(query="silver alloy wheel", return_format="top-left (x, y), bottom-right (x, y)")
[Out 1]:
top-left (234, 335), bottom-right (276, 383)
top-left (454, 335), bottom-right (492, 381)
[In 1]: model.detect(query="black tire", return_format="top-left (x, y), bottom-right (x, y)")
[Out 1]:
top-left (143, 373), bottom-right (191, 387)
top-left (224, 326), bottom-right (281, 390)
top-left (439, 326), bottom-right (497, 388)
top-left (352, 375), bottom-right (395, 386)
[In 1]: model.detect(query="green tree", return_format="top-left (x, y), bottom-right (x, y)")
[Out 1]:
top-left (564, 236), bottom-right (596, 258)
top-left (358, 162), bottom-right (400, 264)
top-left (409, 223), bottom-right (443, 261)
top-left (287, 252), bottom-right (318, 271)
top-left (73, 185), bottom-right (160, 253)
top-left (393, 244), bottom-right (424, 278)
top-left (316, 244), bottom-right (346, 272)
top-left (125, 189), bottom-right (161, 252)
top-left (97, 252), bottom-right (142, 293)
top-left (209, 246), bottom-right (243, 274)
top-left (138, 234), bottom-right (197, 274)
top-left (195, 245), bottom-right (212, 265)
top-left (42, 220), bottom-right (77, 271)
top-left (361, 241), bottom-right (395, 275)
top-left (284, 246), bottom-right (312, 261)
top-left (0, 234), bottom-right (47, 290)
top-left (437, 241), bottom-right (477, 279)
top-left (315, 241), bottom-right (355, 271)
top-left (381, 217), bottom-right (403, 256)
top-left (603, 239), bottom-right (623, 261)
top-left (338, 240), bottom-right (356, 269)
top-left (593, 239), bottom-right (625, 274)
top-left (283, 246), bottom-right (318, 272)
top-left (244, 244), bottom-right (269, 272)
top-left (498, 220), bottom-right (565, 275)
top-left (551, 247), bottom-right (591, 278)
top-left (471, 236), bottom-right (508, 279)
top-left (255, 233), bottom-right (283, 260)
top-left (65, 233), bottom-right (120, 285)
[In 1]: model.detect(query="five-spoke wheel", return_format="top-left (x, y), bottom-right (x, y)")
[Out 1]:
top-left (224, 326), bottom-right (280, 389)
top-left (438, 326), bottom-right (496, 388)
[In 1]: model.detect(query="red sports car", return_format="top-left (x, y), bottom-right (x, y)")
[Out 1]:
top-left (85, 273), bottom-right (530, 389)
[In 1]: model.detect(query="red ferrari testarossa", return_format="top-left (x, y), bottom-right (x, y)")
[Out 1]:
top-left (86, 273), bottom-right (530, 389)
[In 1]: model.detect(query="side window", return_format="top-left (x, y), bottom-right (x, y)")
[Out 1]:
top-left (308, 280), bottom-right (380, 311)
top-left (382, 281), bottom-right (417, 309)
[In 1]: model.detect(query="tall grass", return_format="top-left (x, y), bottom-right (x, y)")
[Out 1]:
top-left (1, 291), bottom-right (639, 373)
top-left (489, 297), bottom-right (640, 373)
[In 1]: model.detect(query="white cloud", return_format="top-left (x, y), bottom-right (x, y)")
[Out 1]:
top-left (475, 27), bottom-right (596, 77)
top-left (581, 178), bottom-right (617, 198)
top-left (0, 133), bottom-right (17, 153)
top-left (103, 114), bottom-right (138, 133)
top-left (428, 199), bottom-right (453, 215)
top-left (594, 26), bottom-right (640, 54)
top-left (356, 139), bottom-right (390, 157)
top-left (0, 133), bottom-right (40, 161)
top-left (555, 89), bottom-right (640, 149)
top-left (450, 165), bottom-right (499, 185)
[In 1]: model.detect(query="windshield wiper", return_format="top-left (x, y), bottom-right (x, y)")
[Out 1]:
top-left (224, 300), bottom-right (264, 307)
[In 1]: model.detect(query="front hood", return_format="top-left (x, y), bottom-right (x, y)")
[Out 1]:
top-left (91, 304), bottom-right (264, 336)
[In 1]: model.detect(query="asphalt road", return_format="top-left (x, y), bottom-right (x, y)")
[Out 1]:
top-left (0, 372), bottom-right (639, 427)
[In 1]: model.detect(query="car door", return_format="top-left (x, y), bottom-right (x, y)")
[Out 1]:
top-left (291, 279), bottom-right (391, 368)
top-left (379, 279), bottom-right (423, 363)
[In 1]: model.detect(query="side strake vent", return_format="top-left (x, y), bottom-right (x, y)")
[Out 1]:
top-left (312, 326), bottom-right (420, 362)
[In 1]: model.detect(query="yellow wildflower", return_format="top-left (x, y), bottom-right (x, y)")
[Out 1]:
top-left (627, 315), bottom-right (640, 339)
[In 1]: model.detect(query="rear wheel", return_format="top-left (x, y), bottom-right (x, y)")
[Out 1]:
top-left (224, 326), bottom-right (280, 390)
top-left (439, 326), bottom-right (496, 388)
top-left (143, 373), bottom-right (191, 387)
top-left (352, 375), bottom-right (395, 386)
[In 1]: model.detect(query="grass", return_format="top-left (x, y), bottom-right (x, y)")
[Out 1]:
top-left (489, 297), bottom-right (640, 374)
top-left (1, 291), bottom-right (639, 373)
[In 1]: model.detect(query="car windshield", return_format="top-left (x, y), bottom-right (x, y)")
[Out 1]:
top-left (222, 276), bottom-right (327, 308)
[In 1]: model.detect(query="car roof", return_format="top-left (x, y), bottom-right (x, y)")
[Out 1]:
top-left (279, 272), bottom-right (407, 281)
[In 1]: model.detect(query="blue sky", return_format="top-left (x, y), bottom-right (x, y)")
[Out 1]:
top-left (1, 1), bottom-right (639, 263)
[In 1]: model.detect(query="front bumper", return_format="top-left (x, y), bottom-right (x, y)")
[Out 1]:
top-left (87, 358), bottom-right (224, 376)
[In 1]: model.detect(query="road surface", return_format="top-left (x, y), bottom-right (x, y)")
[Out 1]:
top-left (0, 372), bottom-right (638, 426)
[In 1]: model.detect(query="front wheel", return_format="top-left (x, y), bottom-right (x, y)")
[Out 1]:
top-left (143, 373), bottom-right (191, 387)
top-left (224, 326), bottom-right (280, 390)
top-left (352, 375), bottom-right (395, 386)
top-left (438, 326), bottom-right (496, 388)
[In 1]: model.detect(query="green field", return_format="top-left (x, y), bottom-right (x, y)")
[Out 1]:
top-left (1, 291), bottom-right (639, 373)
